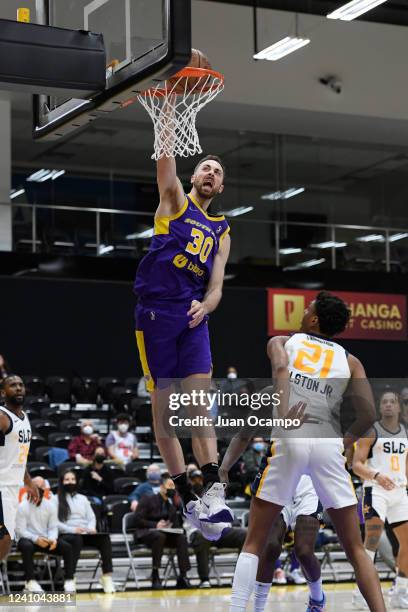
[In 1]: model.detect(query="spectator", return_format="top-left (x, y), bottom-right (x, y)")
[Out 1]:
top-left (105, 414), bottom-right (139, 466)
top-left (68, 420), bottom-right (101, 466)
top-left (220, 366), bottom-right (244, 394)
top-left (133, 476), bottom-right (191, 589)
top-left (0, 355), bottom-right (10, 380)
top-left (401, 387), bottom-right (408, 424)
top-left (16, 477), bottom-right (77, 594)
top-left (55, 470), bottom-right (115, 593)
top-left (129, 463), bottom-right (162, 512)
top-left (137, 376), bottom-right (150, 399)
top-left (186, 470), bottom-right (246, 588)
top-left (241, 437), bottom-right (266, 484)
top-left (80, 447), bottom-right (114, 504)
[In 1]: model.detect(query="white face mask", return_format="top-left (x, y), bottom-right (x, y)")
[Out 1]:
top-left (227, 372), bottom-right (237, 380)
top-left (82, 426), bottom-right (93, 436)
top-left (118, 423), bottom-right (129, 434)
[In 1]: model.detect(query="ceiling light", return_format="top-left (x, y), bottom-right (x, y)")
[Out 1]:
top-left (389, 233), bottom-right (408, 242)
top-left (279, 248), bottom-right (303, 255)
top-left (126, 228), bottom-right (154, 240)
top-left (10, 188), bottom-right (25, 200)
top-left (311, 241), bottom-right (347, 249)
top-left (223, 206), bottom-right (254, 217)
top-left (262, 187), bottom-right (305, 201)
top-left (327, 0), bottom-right (388, 21)
top-left (356, 234), bottom-right (385, 242)
top-left (254, 36), bottom-right (310, 61)
top-left (284, 258), bottom-right (326, 271)
top-left (98, 244), bottom-right (114, 255)
top-left (27, 169), bottom-right (66, 183)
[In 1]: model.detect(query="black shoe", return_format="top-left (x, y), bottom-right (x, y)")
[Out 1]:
top-left (176, 576), bottom-right (192, 589)
top-left (151, 572), bottom-right (162, 590)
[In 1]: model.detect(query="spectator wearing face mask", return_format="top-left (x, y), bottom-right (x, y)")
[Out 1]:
top-left (55, 470), bottom-right (116, 594)
top-left (128, 463), bottom-right (162, 512)
top-left (241, 437), bottom-right (266, 485)
top-left (16, 477), bottom-right (78, 594)
top-left (80, 448), bottom-right (114, 504)
top-left (133, 477), bottom-right (190, 589)
top-left (68, 420), bottom-right (101, 466)
top-left (105, 414), bottom-right (139, 466)
top-left (220, 366), bottom-right (244, 395)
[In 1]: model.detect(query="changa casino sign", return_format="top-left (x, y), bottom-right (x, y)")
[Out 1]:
top-left (267, 289), bottom-right (407, 341)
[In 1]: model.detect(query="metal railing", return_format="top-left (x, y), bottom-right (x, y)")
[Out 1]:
top-left (12, 202), bottom-right (408, 272)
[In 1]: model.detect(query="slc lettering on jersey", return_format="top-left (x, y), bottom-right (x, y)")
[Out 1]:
top-left (383, 441), bottom-right (406, 454)
top-left (18, 429), bottom-right (32, 444)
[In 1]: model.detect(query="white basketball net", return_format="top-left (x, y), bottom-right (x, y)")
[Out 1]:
top-left (138, 69), bottom-right (224, 160)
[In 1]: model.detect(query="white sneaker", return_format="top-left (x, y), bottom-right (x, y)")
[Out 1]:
top-left (288, 568), bottom-right (306, 584)
top-left (198, 482), bottom-right (234, 523)
top-left (391, 590), bottom-right (408, 609)
top-left (64, 579), bottom-right (76, 593)
top-left (185, 499), bottom-right (231, 541)
top-left (273, 568), bottom-right (287, 585)
top-left (100, 574), bottom-right (116, 594)
top-left (199, 580), bottom-right (211, 588)
top-left (25, 580), bottom-right (44, 593)
top-left (352, 590), bottom-right (368, 609)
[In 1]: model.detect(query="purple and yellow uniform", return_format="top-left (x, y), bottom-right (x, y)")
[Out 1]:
top-left (134, 192), bottom-right (230, 391)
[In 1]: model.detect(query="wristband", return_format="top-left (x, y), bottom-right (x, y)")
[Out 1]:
top-left (373, 472), bottom-right (380, 481)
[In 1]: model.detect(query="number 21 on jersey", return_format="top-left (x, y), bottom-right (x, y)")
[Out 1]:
top-left (293, 341), bottom-right (334, 379)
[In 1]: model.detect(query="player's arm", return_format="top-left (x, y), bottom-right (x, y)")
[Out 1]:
top-left (0, 412), bottom-right (11, 434)
top-left (267, 336), bottom-right (291, 418)
top-left (343, 354), bottom-right (377, 449)
top-left (155, 95), bottom-right (185, 215)
top-left (188, 233), bottom-right (231, 328)
top-left (352, 434), bottom-right (395, 490)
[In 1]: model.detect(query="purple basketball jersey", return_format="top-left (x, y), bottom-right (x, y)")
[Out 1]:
top-left (134, 193), bottom-right (230, 307)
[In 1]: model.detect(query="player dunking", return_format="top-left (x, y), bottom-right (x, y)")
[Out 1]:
top-left (353, 388), bottom-right (408, 609)
top-left (134, 152), bottom-right (232, 538)
top-left (0, 375), bottom-right (38, 560)
top-left (229, 291), bottom-right (386, 611)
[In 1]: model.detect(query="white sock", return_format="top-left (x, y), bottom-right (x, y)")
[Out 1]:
top-left (308, 577), bottom-right (323, 602)
top-left (230, 552), bottom-right (259, 611)
top-left (365, 548), bottom-right (375, 562)
top-left (396, 576), bottom-right (408, 591)
top-left (253, 581), bottom-right (271, 612)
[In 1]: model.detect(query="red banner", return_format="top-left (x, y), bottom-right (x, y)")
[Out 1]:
top-left (267, 289), bottom-right (407, 341)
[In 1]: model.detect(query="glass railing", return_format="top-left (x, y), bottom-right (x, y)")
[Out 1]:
top-left (11, 202), bottom-right (408, 273)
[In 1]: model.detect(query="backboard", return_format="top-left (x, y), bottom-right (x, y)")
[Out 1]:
top-left (33, 0), bottom-right (191, 141)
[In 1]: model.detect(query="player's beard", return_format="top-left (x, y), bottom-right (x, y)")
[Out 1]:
top-left (8, 395), bottom-right (24, 406)
top-left (195, 179), bottom-right (218, 200)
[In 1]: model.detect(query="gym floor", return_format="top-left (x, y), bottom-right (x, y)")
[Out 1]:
top-left (1, 583), bottom-right (393, 611)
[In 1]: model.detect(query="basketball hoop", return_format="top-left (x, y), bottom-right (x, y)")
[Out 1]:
top-left (138, 67), bottom-right (224, 160)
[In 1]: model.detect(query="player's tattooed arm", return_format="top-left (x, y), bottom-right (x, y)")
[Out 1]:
top-left (188, 233), bottom-right (231, 328)
top-left (267, 336), bottom-right (290, 418)
top-left (344, 354), bottom-right (377, 448)
top-left (353, 436), bottom-right (395, 491)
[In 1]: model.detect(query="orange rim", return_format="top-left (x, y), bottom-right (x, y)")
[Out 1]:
top-left (141, 67), bottom-right (224, 98)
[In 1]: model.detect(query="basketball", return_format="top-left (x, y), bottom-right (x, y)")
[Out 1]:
top-left (167, 48), bottom-right (212, 94)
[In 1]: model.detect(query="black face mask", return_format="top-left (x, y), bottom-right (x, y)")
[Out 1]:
top-left (63, 483), bottom-right (77, 494)
top-left (166, 489), bottom-right (176, 499)
top-left (94, 455), bottom-right (105, 464)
